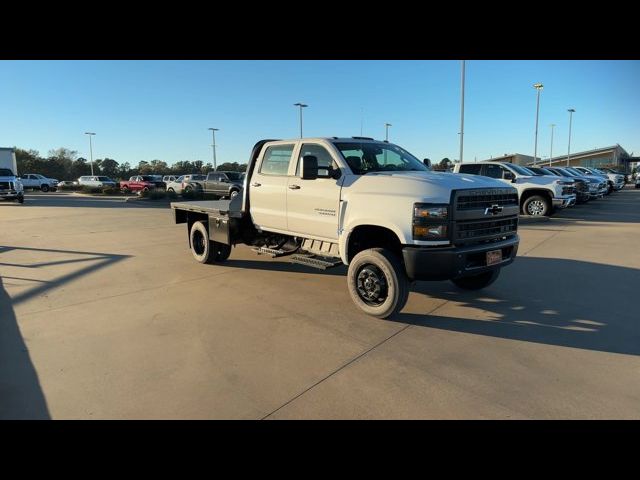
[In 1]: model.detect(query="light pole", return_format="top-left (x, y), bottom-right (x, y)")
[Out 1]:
top-left (567, 109), bottom-right (575, 166)
top-left (533, 83), bottom-right (544, 166)
top-left (549, 123), bottom-right (556, 166)
top-left (459, 60), bottom-right (466, 164)
top-left (384, 123), bottom-right (392, 141)
top-left (208, 128), bottom-right (219, 171)
top-left (294, 103), bottom-right (308, 138)
top-left (85, 132), bottom-right (96, 176)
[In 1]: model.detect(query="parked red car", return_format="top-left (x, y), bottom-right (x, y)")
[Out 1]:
top-left (120, 175), bottom-right (166, 193)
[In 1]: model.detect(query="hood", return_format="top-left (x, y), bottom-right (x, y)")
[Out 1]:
top-left (361, 171), bottom-right (511, 190)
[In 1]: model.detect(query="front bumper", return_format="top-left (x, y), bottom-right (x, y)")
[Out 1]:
top-left (0, 191), bottom-right (23, 200)
top-left (552, 194), bottom-right (576, 208)
top-left (402, 235), bottom-right (520, 281)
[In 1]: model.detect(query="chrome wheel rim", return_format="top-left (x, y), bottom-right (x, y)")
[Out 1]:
top-left (527, 200), bottom-right (545, 215)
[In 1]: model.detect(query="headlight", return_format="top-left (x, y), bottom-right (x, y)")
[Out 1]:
top-left (414, 204), bottom-right (448, 219)
top-left (413, 203), bottom-right (449, 240)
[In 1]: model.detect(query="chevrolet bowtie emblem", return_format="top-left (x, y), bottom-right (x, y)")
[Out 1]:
top-left (484, 204), bottom-right (503, 215)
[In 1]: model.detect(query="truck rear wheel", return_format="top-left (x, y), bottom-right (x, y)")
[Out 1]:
top-left (17, 195), bottom-right (24, 204)
top-left (451, 269), bottom-right (500, 290)
top-left (347, 248), bottom-right (409, 319)
top-left (190, 221), bottom-right (231, 264)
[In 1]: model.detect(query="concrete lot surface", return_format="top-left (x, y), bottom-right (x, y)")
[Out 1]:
top-left (1, 189), bottom-right (639, 419)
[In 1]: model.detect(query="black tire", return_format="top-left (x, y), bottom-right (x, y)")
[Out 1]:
top-left (229, 189), bottom-right (239, 199)
top-left (347, 248), bottom-right (409, 318)
top-left (452, 269), bottom-right (500, 290)
top-left (17, 195), bottom-right (24, 204)
top-left (143, 186), bottom-right (150, 193)
top-left (522, 195), bottom-right (551, 216)
top-left (212, 242), bottom-right (231, 262)
top-left (40, 184), bottom-right (49, 192)
top-left (122, 186), bottom-right (130, 194)
top-left (607, 183), bottom-right (613, 194)
top-left (184, 186), bottom-right (193, 193)
top-left (189, 221), bottom-right (231, 264)
top-left (167, 187), bottom-right (175, 193)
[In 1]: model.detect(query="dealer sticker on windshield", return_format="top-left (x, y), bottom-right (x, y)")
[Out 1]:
top-left (486, 249), bottom-right (502, 266)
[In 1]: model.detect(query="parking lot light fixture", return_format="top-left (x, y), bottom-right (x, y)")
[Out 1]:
top-left (208, 128), bottom-right (219, 171)
top-left (84, 132), bottom-right (96, 176)
top-left (385, 123), bottom-right (392, 141)
top-left (549, 123), bottom-right (556, 166)
top-left (533, 83), bottom-right (544, 166)
top-left (294, 103), bottom-right (308, 138)
top-left (567, 109), bottom-right (576, 166)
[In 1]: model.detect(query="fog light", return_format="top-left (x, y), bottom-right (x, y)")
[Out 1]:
top-left (413, 224), bottom-right (448, 240)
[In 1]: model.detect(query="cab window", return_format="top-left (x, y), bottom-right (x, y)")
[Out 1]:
top-left (483, 164), bottom-right (504, 179)
top-left (296, 144), bottom-right (337, 177)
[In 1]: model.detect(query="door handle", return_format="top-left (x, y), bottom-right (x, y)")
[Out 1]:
top-left (288, 185), bottom-right (301, 190)
top-left (251, 182), bottom-right (261, 187)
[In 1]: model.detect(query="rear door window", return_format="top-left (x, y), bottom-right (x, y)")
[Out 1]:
top-left (458, 164), bottom-right (482, 175)
top-left (260, 144), bottom-right (295, 176)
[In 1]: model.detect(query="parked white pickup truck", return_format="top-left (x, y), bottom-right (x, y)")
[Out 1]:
top-left (453, 161), bottom-right (576, 216)
top-left (0, 167), bottom-right (24, 203)
top-left (19, 173), bottom-right (59, 192)
top-left (171, 137), bottom-right (521, 318)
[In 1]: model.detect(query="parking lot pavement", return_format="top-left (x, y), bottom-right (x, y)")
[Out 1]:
top-left (1, 189), bottom-right (639, 419)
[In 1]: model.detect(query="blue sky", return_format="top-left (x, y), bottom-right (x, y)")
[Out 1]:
top-left (0, 60), bottom-right (638, 166)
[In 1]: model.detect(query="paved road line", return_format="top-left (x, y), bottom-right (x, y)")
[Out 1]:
top-left (261, 300), bottom-right (451, 420)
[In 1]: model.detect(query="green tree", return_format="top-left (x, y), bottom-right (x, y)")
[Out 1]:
top-left (100, 158), bottom-right (120, 178)
top-left (137, 161), bottom-right (152, 175)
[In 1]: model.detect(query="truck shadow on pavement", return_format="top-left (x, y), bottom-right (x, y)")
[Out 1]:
top-left (0, 275), bottom-right (50, 419)
top-left (0, 246), bottom-right (131, 419)
top-left (397, 256), bottom-right (640, 356)
top-left (0, 245), bottom-right (131, 306)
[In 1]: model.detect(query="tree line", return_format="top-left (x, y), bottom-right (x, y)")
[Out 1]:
top-left (15, 148), bottom-right (247, 181)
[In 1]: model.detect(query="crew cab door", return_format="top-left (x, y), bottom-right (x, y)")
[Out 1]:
top-left (286, 143), bottom-right (342, 241)
top-left (249, 142), bottom-right (296, 232)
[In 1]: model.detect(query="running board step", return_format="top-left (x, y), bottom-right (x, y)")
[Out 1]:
top-left (289, 254), bottom-right (343, 270)
top-left (252, 246), bottom-right (287, 258)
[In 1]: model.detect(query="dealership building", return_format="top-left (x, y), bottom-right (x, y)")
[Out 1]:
top-left (476, 145), bottom-right (638, 171)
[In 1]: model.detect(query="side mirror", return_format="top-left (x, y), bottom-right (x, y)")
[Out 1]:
top-left (423, 158), bottom-right (432, 169)
top-left (503, 171), bottom-right (515, 181)
top-left (301, 155), bottom-right (318, 180)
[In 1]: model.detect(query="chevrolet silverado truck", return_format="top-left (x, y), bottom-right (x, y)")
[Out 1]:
top-left (120, 175), bottom-right (166, 193)
top-left (0, 168), bottom-right (24, 204)
top-left (171, 137), bottom-right (521, 318)
top-left (453, 161), bottom-right (576, 216)
top-left (528, 166), bottom-right (590, 204)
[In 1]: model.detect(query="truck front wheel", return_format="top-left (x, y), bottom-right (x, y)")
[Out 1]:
top-left (522, 195), bottom-right (550, 216)
top-left (347, 248), bottom-right (409, 319)
top-left (190, 221), bottom-right (231, 264)
top-left (451, 269), bottom-right (500, 290)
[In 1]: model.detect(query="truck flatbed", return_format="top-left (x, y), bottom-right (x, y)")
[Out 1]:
top-left (171, 200), bottom-right (232, 216)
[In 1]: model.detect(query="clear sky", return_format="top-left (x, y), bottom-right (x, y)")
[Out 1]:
top-left (0, 60), bottom-right (638, 166)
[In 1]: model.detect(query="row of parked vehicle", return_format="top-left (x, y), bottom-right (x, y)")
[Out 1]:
top-left (451, 162), bottom-right (627, 216)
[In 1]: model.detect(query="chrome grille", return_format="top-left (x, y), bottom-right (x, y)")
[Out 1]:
top-left (455, 191), bottom-right (519, 211)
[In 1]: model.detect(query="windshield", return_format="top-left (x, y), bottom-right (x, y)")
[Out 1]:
top-left (97, 176), bottom-right (111, 181)
top-left (222, 172), bottom-right (242, 181)
top-left (566, 168), bottom-right (584, 176)
top-left (334, 142), bottom-right (428, 174)
top-left (552, 168), bottom-right (573, 177)
top-left (141, 176), bottom-right (158, 181)
top-left (189, 175), bottom-right (206, 181)
top-left (0, 168), bottom-right (14, 176)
